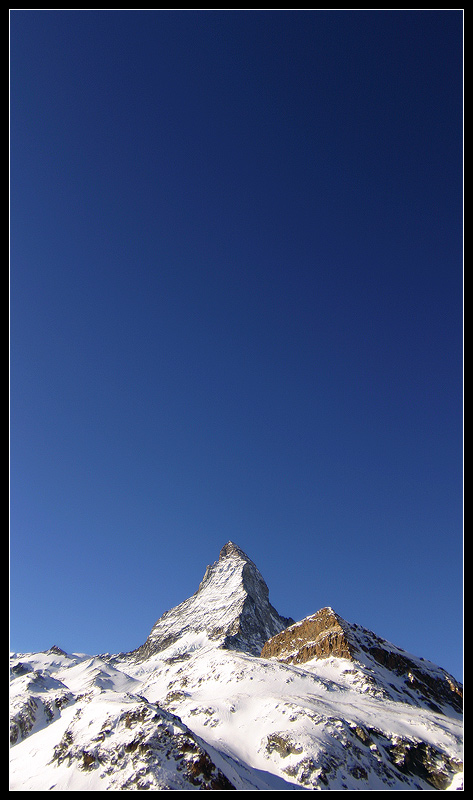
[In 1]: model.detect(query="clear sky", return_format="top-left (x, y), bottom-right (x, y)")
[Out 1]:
top-left (10, 10), bottom-right (463, 681)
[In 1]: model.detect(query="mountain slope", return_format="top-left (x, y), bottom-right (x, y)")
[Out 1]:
top-left (261, 607), bottom-right (463, 715)
top-left (10, 542), bottom-right (463, 791)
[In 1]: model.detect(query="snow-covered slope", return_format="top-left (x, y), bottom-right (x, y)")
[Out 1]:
top-left (10, 649), bottom-right (234, 791)
top-left (10, 543), bottom-right (463, 791)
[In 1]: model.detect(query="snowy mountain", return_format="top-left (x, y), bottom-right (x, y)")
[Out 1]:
top-left (10, 542), bottom-right (463, 791)
top-left (133, 541), bottom-right (294, 660)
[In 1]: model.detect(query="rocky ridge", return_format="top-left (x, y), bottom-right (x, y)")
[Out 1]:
top-left (261, 607), bottom-right (463, 716)
top-left (49, 693), bottom-right (235, 790)
top-left (261, 607), bottom-right (352, 662)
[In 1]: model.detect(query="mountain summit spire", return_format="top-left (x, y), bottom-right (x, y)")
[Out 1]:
top-left (219, 541), bottom-right (252, 562)
top-left (133, 542), bottom-right (293, 660)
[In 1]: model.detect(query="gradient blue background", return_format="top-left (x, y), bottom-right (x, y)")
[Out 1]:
top-left (10, 10), bottom-right (463, 680)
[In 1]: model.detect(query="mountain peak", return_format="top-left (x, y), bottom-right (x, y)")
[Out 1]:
top-left (218, 541), bottom-right (251, 562)
top-left (132, 543), bottom-right (294, 660)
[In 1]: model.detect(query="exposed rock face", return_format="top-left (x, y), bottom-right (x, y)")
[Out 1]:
top-left (364, 640), bottom-right (463, 715)
top-left (261, 607), bottom-right (463, 716)
top-left (50, 693), bottom-right (235, 790)
top-left (261, 607), bottom-right (352, 663)
top-left (10, 669), bottom-right (74, 745)
top-left (133, 541), bottom-right (294, 660)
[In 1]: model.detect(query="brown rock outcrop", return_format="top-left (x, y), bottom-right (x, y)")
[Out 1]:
top-left (261, 606), bottom-right (463, 716)
top-left (260, 607), bottom-right (353, 665)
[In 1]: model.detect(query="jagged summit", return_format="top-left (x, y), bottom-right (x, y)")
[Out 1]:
top-left (132, 542), bottom-right (294, 660)
top-left (218, 540), bottom-right (254, 562)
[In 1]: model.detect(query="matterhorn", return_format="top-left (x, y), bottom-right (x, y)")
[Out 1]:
top-left (133, 541), bottom-right (294, 661)
top-left (10, 542), bottom-right (463, 790)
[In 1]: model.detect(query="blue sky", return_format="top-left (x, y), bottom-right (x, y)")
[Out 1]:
top-left (10, 10), bottom-right (463, 681)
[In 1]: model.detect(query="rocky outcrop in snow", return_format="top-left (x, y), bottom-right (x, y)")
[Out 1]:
top-left (10, 667), bottom-right (74, 746)
top-left (261, 607), bottom-right (463, 715)
top-left (50, 693), bottom-right (235, 790)
top-left (261, 607), bottom-right (352, 662)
